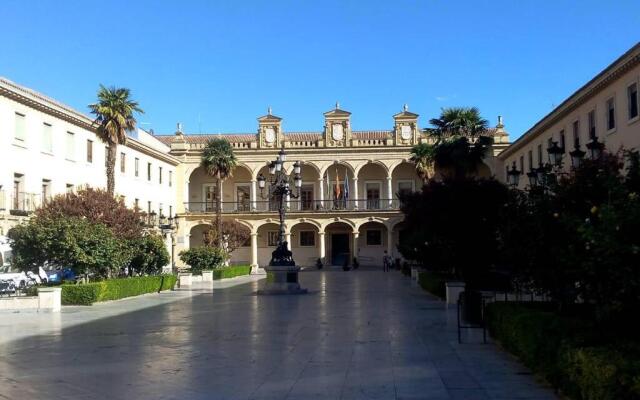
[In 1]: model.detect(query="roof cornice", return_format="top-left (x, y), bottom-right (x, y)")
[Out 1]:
top-left (499, 42), bottom-right (640, 159)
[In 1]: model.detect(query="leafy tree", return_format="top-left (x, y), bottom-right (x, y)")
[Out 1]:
top-left (200, 138), bottom-right (237, 246)
top-left (129, 234), bottom-right (170, 275)
top-left (179, 246), bottom-right (227, 274)
top-left (36, 187), bottom-right (143, 240)
top-left (398, 177), bottom-right (510, 289)
top-left (89, 85), bottom-right (143, 195)
top-left (8, 216), bottom-right (129, 278)
top-left (203, 220), bottom-right (250, 254)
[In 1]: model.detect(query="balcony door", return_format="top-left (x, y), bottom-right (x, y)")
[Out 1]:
top-left (365, 182), bottom-right (381, 210)
top-left (235, 184), bottom-right (250, 212)
top-left (300, 185), bottom-right (314, 210)
top-left (202, 183), bottom-right (218, 212)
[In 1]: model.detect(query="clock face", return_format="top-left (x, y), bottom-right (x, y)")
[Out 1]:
top-left (265, 128), bottom-right (275, 143)
top-left (332, 123), bottom-right (344, 141)
top-left (401, 125), bottom-right (412, 140)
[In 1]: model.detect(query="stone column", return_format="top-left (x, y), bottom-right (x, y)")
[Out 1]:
top-left (352, 178), bottom-right (359, 209)
top-left (250, 233), bottom-right (259, 271)
top-left (184, 179), bottom-right (190, 212)
top-left (318, 178), bottom-right (324, 209)
top-left (250, 179), bottom-right (257, 210)
top-left (318, 232), bottom-right (326, 264)
top-left (387, 228), bottom-right (394, 257)
top-left (386, 176), bottom-right (393, 208)
top-left (285, 232), bottom-right (292, 250)
top-left (352, 231), bottom-right (359, 260)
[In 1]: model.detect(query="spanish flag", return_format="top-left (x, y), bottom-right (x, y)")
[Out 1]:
top-left (335, 168), bottom-right (341, 199)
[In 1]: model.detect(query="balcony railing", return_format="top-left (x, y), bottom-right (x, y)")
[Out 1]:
top-left (9, 192), bottom-right (39, 214)
top-left (183, 199), bottom-right (402, 214)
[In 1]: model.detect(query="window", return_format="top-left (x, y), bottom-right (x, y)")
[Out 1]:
top-left (537, 144), bottom-right (543, 166)
top-left (519, 155), bottom-right (524, 173)
top-left (147, 162), bottom-right (152, 181)
top-left (366, 229), bottom-right (382, 246)
top-left (42, 123), bottom-right (53, 152)
top-left (267, 231), bottom-right (279, 247)
top-left (397, 181), bottom-right (413, 197)
top-left (134, 198), bottom-right (139, 210)
top-left (159, 167), bottom-right (162, 184)
top-left (14, 113), bottom-right (26, 141)
top-left (65, 131), bottom-right (75, 160)
top-left (147, 201), bottom-right (152, 214)
top-left (120, 152), bottom-right (126, 173)
top-left (159, 203), bottom-right (163, 218)
top-left (66, 184), bottom-right (74, 193)
top-left (135, 158), bottom-right (140, 177)
top-left (169, 205), bottom-right (172, 218)
top-left (527, 150), bottom-right (533, 170)
top-left (606, 97), bottom-right (616, 131)
top-left (299, 231), bottom-right (315, 247)
top-left (13, 174), bottom-right (24, 210)
top-left (86, 140), bottom-right (93, 163)
top-left (41, 179), bottom-right (51, 203)
top-left (588, 110), bottom-right (596, 139)
top-left (628, 83), bottom-right (639, 120)
top-left (559, 130), bottom-right (566, 152)
top-left (572, 120), bottom-right (580, 148)
top-left (169, 171), bottom-right (173, 187)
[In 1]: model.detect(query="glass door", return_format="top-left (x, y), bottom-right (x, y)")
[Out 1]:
top-left (236, 185), bottom-right (250, 211)
top-left (366, 182), bottom-right (381, 210)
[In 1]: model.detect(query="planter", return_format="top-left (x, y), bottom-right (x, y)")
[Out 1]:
top-left (201, 271), bottom-right (213, 282)
top-left (179, 273), bottom-right (192, 287)
top-left (445, 281), bottom-right (465, 305)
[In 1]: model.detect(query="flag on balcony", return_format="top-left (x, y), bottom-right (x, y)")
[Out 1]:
top-left (343, 170), bottom-right (349, 200)
top-left (325, 172), bottom-right (330, 202)
top-left (334, 168), bottom-right (341, 199)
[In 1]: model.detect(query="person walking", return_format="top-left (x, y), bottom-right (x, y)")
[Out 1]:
top-left (383, 251), bottom-right (392, 272)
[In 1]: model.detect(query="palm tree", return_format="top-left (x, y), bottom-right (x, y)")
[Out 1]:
top-left (409, 143), bottom-right (436, 183)
top-left (89, 85), bottom-right (143, 195)
top-left (426, 107), bottom-right (491, 179)
top-left (201, 138), bottom-right (237, 247)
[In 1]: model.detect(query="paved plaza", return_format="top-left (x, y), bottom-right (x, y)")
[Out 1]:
top-left (0, 269), bottom-right (556, 400)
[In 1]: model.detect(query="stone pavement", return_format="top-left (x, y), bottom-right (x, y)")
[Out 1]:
top-left (0, 269), bottom-right (557, 400)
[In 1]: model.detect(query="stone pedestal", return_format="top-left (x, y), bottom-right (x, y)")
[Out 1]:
top-left (257, 265), bottom-right (307, 295)
top-left (201, 271), bottom-right (213, 282)
top-left (179, 273), bottom-right (192, 287)
top-left (445, 281), bottom-right (466, 305)
top-left (38, 287), bottom-right (61, 312)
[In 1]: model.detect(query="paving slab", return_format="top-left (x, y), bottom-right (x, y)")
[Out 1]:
top-left (0, 268), bottom-right (557, 399)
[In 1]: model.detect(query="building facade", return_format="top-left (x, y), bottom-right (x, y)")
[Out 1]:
top-left (0, 77), bottom-right (178, 267)
top-left (156, 105), bottom-right (509, 269)
top-left (498, 42), bottom-right (640, 186)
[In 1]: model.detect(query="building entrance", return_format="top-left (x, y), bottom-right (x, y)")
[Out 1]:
top-left (331, 233), bottom-right (350, 266)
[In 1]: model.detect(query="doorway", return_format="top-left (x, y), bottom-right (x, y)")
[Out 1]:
top-left (331, 233), bottom-right (350, 266)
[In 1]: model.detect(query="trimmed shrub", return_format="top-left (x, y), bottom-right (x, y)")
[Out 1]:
top-left (417, 271), bottom-right (448, 299)
top-left (179, 247), bottom-right (226, 274)
top-left (61, 275), bottom-right (177, 305)
top-left (210, 265), bottom-right (251, 280)
top-left (486, 303), bottom-right (640, 400)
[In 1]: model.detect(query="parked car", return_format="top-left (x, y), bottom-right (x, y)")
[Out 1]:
top-left (46, 268), bottom-right (76, 284)
top-left (0, 270), bottom-right (29, 288)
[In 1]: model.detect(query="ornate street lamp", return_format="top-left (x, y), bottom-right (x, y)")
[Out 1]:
top-left (526, 168), bottom-right (538, 187)
top-left (257, 147), bottom-right (307, 295)
top-left (506, 162), bottom-right (521, 187)
top-left (586, 136), bottom-right (605, 160)
top-left (547, 141), bottom-right (564, 167)
top-left (569, 145), bottom-right (586, 168)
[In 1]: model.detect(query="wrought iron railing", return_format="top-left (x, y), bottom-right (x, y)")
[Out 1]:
top-left (10, 192), bottom-right (39, 214)
top-left (183, 199), bottom-right (401, 213)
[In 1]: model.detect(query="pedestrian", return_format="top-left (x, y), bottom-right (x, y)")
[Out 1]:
top-left (383, 251), bottom-right (391, 272)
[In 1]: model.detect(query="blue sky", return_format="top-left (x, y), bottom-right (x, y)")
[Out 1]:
top-left (1, 1), bottom-right (638, 140)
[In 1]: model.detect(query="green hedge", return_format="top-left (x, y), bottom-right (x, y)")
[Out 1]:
top-left (417, 271), bottom-right (449, 299)
top-left (209, 265), bottom-right (251, 280)
top-left (486, 303), bottom-right (640, 400)
top-left (62, 275), bottom-right (177, 305)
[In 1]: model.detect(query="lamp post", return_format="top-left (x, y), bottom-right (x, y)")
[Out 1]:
top-left (547, 141), bottom-right (564, 167)
top-left (569, 145), bottom-right (586, 168)
top-left (506, 162), bottom-right (521, 188)
top-left (586, 136), bottom-right (605, 160)
top-left (256, 148), bottom-right (307, 295)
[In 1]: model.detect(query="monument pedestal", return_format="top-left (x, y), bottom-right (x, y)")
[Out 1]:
top-left (257, 265), bottom-right (307, 295)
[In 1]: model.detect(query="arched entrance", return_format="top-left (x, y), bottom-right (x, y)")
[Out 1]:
top-left (188, 164), bottom-right (253, 213)
top-left (289, 222), bottom-right (320, 267)
top-left (357, 162), bottom-right (389, 210)
top-left (256, 222), bottom-right (281, 266)
top-left (324, 221), bottom-right (354, 266)
top-left (189, 223), bottom-right (213, 248)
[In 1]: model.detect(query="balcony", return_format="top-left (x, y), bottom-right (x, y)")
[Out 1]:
top-left (9, 192), bottom-right (39, 216)
top-left (183, 199), bottom-right (402, 214)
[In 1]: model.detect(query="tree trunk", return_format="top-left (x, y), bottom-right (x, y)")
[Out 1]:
top-left (106, 143), bottom-right (116, 195)
top-left (216, 172), bottom-right (223, 248)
